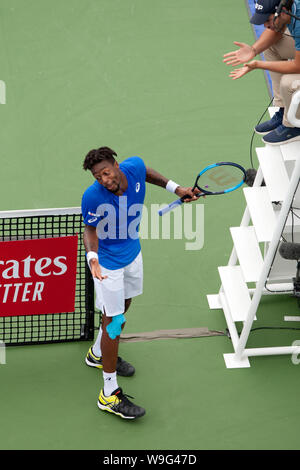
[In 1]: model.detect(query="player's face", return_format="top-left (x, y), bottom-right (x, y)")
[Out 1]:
top-left (91, 160), bottom-right (121, 193)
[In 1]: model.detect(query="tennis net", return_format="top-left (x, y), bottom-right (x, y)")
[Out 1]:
top-left (0, 207), bottom-right (95, 346)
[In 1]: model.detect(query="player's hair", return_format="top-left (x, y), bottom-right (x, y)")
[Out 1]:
top-left (83, 146), bottom-right (117, 170)
top-left (283, 0), bottom-right (293, 11)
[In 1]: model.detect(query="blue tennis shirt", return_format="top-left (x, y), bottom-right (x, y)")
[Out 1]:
top-left (81, 156), bottom-right (147, 270)
top-left (288, 0), bottom-right (300, 50)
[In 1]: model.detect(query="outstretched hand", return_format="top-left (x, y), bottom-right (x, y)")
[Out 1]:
top-left (223, 42), bottom-right (255, 67)
top-left (229, 61), bottom-right (257, 80)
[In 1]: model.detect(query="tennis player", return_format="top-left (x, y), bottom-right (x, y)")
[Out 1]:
top-left (81, 146), bottom-right (200, 419)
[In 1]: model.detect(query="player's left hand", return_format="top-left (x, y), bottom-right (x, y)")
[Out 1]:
top-left (175, 186), bottom-right (204, 202)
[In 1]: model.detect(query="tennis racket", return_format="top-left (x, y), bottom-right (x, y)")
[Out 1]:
top-left (158, 162), bottom-right (246, 216)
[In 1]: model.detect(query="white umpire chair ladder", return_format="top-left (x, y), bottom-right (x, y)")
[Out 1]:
top-left (207, 91), bottom-right (300, 368)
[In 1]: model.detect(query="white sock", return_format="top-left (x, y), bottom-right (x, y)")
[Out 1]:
top-left (92, 326), bottom-right (102, 357)
top-left (103, 371), bottom-right (118, 397)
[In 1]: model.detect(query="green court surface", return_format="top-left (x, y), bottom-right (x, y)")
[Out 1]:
top-left (1, 0), bottom-right (300, 450)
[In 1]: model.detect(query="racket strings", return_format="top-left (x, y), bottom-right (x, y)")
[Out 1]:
top-left (196, 165), bottom-right (245, 194)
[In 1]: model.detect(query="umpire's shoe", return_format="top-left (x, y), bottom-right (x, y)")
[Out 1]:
top-left (255, 107), bottom-right (284, 135)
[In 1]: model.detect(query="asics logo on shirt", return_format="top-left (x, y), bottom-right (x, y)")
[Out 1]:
top-left (136, 182), bottom-right (140, 193)
top-left (255, 3), bottom-right (263, 10)
top-left (88, 211), bottom-right (101, 223)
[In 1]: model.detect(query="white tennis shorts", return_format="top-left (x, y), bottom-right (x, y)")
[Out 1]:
top-left (93, 252), bottom-right (143, 317)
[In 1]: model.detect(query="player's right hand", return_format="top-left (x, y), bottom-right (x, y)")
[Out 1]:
top-left (223, 42), bottom-right (255, 66)
top-left (90, 258), bottom-right (108, 281)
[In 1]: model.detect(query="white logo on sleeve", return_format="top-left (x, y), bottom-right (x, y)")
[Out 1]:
top-left (88, 211), bottom-right (100, 223)
top-left (255, 2), bottom-right (264, 10)
top-left (136, 182), bottom-right (140, 193)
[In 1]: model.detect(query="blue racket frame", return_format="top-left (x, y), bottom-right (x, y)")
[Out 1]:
top-left (158, 162), bottom-right (246, 216)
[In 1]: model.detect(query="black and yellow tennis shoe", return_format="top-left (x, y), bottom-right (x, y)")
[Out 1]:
top-left (85, 347), bottom-right (135, 376)
top-left (98, 387), bottom-right (146, 419)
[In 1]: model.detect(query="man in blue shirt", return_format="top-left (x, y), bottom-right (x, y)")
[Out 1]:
top-left (223, 0), bottom-right (300, 145)
top-left (81, 146), bottom-right (199, 419)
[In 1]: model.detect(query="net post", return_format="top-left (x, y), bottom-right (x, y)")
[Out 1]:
top-left (83, 260), bottom-right (95, 340)
top-left (0, 341), bottom-right (6, 364)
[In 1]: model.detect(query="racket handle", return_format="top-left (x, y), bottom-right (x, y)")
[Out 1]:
top-left (158, 198), bottom-right (183, 216)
